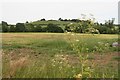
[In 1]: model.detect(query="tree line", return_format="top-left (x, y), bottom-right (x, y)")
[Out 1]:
top-left (1, 21), bottom-right (64, 33)
top-left (1, 18), bottom-right (119, 34)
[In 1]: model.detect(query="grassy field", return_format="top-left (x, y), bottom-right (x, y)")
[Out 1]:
top-left (32, 20), bottom-right (73, 25)
top-left (31, 20), bottom-right (75, 29)
top-left (2, 33), bottom-right (119, 78)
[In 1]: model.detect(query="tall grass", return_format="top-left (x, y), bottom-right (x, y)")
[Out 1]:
top-left (2, 33), bottom-right (118, 78)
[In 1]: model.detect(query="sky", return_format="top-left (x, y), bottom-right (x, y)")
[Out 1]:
top-left (0, 0), bottom-right (119, 24)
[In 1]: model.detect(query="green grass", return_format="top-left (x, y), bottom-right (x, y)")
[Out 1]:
top-left (2, 33), bottom-right (118, 78)
top-left (32, 20), bottom-right (73, 25)
top-left (31, 20), bottom-right (76, 29)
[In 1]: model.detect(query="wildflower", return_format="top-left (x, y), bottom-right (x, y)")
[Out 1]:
top-left (71, 34), bottom-right (75, 36)
top-left (98, 42), bottom-right (101, 44)
top-left (59, 66), bottom-right (62, 70)
top-left (86, 48), bottom-right (89, 51)
top-left (74, 73), bottom-right (82, 78)
top-left (61, 55), bottom-right (64, 57)
top-left (66, 55), bottom-right (68, 57)
top-left (76, 39), bottom-right (79, 42)
top-left (67, 32), bottom-right (71, 34)
top-left (59, 61), bottom-right (63, 64)
top-left (52, 64), bottom-right (55, 67)
top-left (105, 43), bottom-right (109, 47)
top-left (62, 57), bottom-right (66, 61)
top-left (72, 66), bottom-right (75, 69)
top-left (55, 55), bottom-right (59, 57)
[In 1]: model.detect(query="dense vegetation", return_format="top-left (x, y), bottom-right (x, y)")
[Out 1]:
top-left (1, 18), bottom-right (119, 34)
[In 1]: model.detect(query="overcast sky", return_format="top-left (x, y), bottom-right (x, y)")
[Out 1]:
top-left (1, 0), bottom-right (119, 24)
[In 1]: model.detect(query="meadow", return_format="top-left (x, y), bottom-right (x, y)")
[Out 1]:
top-left (2, 33), bottom-right (119, 78)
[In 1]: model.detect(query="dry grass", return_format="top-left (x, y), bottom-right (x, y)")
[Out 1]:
top-left (9, 56), bottom-right (29, 78)
top-left (2, 48), bottom-right (32, 78)
top-left (2, 33), bottom-right (64, 39)
top-left (2, 33), bottom-right (118, 40)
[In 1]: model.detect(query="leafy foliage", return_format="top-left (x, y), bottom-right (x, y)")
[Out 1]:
top-left (2, 21), bottom-right (9, 32)
top-left (1, 18), bottom-right (119, 34)
top-left (45, 23), bottom-right (64, 33)
top-left (9, 25), bottom-right (16, 32)
top-left (16, 23), bottom-right (26, 32)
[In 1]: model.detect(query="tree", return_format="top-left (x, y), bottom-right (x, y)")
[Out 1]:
top-left (46, 23), bottom-right (64, 33)
top-left (26, 21), bottom-right (29, 23)
top-left (64, 19), bottom-right (68, 21)
top-left (105, 18), bottom-right (115, 28)
top-left (65, 23), bottom-right (76, 32)
top-left (41, 27), bottom-right (47, 32)
top-left (2, 21), bottom-right (9, 32)
top-left (58, 18), bottom-right (63, 21)
top-left (74, 23), bottom-right (83, 33)
top-left (16, 23), bottom-right (26, 32)
top-left (85, 27), bottom-right (99, 34)
top-left (40, 18), bottom-right (46, 21)
top-left (34, 24), bottom-right (42, 32)
top-left (25, 23), bottom-right (35, 32)
top-left (71, 19), bottom-right (80, 22)
top-left (9, 25), bottom-right (15, 32)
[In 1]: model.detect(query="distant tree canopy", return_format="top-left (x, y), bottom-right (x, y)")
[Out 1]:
top-left (40, 18), bottom-right (46, 21)
top-left (25, 23), bottom-right (35, 32)
top-left (16, 23), bottom-right (26, 32)
top-left (9, 25), bottom-right (15, 32)
top-left (1, 18), bottom-right (119, 34)
top-left (46, 23), bottom-right (64, 33)
top-left (58, 18), bottom-right (63, 21)
top-left (34, 24), bottom-right (42, 32)
top-left (2, 21), bottom-right (9, 32)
